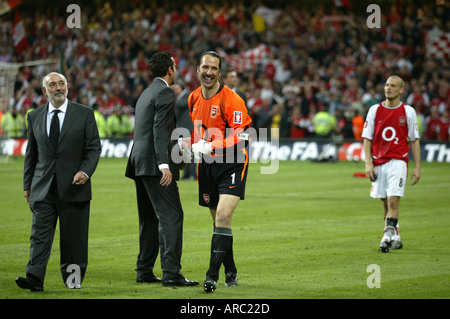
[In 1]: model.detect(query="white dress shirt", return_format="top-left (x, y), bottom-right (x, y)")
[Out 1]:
top-left (46, 99), bottom-right (68, 137)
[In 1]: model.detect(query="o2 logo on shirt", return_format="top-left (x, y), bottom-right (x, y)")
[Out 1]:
top-left (233, 111), bottom-right (243, 124)
top-left (382, 126), bottom-right (399, 144)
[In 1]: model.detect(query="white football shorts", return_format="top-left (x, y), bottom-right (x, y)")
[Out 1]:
top-left (370, 159), bottom-right (407, 198)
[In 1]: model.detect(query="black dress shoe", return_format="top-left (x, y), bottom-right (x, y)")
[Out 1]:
top-left (162, 272), bottom-right (199, 287)
top-left (137, 273), bottom-right (162, 283)
top-left (15, 275), bottom-right (44, 292)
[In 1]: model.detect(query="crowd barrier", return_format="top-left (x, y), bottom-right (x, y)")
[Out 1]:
top-left (1, 138), bottom-right (450, 163)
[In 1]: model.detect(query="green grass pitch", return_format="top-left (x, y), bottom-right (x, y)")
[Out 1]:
top-left (0, 157), bottom-right (448, 299)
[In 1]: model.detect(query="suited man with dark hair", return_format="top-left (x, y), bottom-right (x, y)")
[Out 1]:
top-left (125, 52), bottom-right (198, 287)
top-left (16, 72), bottom-right (101, 291)
top-left (222, 69), bottom-right (247, 109)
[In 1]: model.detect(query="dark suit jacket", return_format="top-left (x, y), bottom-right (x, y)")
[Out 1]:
top-left (126, 78), bottom-right (180, 181)
top-left (24, 101), bottom-right (101, 203)
top-left (175, 88), bottom-right (193, 133)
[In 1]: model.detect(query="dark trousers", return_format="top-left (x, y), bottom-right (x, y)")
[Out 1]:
top-left (26, 178), bottom-right (90, 284)
top-left (134, 176), bottom-right (184, 280)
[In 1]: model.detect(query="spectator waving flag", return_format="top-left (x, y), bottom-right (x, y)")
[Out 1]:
top-left (217, 44), bottom-right (270, 73)
top-left (426, 26), bottom-right (450, 60)
top-left (12, 10), bottom-right (29, 54)
top-left (0, 0), bottom-right (21, 16)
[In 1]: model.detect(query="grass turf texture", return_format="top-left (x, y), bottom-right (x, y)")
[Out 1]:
top-left (0, 157), bottom-right (448, 299)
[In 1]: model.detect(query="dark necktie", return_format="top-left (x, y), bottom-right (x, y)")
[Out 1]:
top-left (49, 109), bottom-right (61, 151)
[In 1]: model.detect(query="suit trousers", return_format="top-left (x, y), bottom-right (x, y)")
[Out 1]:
top-left (26, 177), bottom-right (90, 284)
top-left (134, 176), bottom-right (183, 280)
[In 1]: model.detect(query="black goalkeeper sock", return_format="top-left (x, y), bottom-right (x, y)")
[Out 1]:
top-left (223, 235), bottom-right (237, 274)
top-left (212, 223), bottom-right (236, 274)
top-left (206, 227), bottom-right (232, 281)
top-left (386, 218), bottom-right (398, 227)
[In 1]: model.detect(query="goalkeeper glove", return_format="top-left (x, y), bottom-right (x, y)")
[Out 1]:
top-left (192, 139), bottom-right (213, 158)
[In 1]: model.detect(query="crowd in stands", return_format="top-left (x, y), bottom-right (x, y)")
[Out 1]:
top-left (0, 1), bottom-right (449, 141)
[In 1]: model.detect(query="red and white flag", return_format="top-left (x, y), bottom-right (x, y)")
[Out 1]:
top-left (12, 10), bottom-right (29, 54)
top-left (426, 27), bottom-right (450, 60)
top-left (217, 44), bottom-right (270, 73)
top-left (0, 0), bottom-right (21, 16)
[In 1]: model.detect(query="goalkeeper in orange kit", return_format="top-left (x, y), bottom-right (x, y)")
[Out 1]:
top-left (181, 51), bottom-right (252, 293)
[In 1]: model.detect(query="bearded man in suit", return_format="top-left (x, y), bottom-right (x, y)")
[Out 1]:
top-left (17, 72), bottom-right (101, 291)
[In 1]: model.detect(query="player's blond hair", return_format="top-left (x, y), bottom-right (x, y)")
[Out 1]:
top-left (387, 75), bottom-right (405, 89)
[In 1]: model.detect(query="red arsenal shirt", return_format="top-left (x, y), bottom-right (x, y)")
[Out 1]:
top-left (362, 102), bottom-right (420, 166)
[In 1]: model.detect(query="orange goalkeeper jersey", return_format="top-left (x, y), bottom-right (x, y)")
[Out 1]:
top-left (188, 84), bottom-right (252, 155)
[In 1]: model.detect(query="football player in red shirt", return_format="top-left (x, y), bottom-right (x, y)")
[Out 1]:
top-left (362, 75), bottom-right (421, 253)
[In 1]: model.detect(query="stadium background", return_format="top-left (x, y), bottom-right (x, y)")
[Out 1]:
top-left (0, 0), bottom-right (449, 302)
top-left (0, 0), bottom-right (449, 147)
